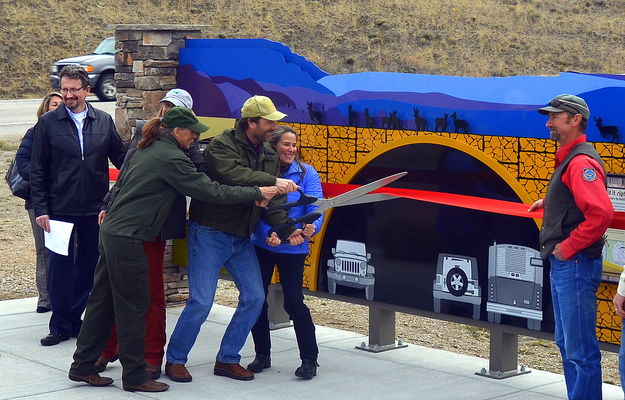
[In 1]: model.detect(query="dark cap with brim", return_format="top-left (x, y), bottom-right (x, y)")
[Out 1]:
top-left (538, 94), bottom-right (590, 120)
top-left (162, 106), bottom-right (209, 134)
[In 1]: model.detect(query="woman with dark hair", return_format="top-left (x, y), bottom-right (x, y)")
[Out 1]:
top-left (248, 125), bottom-right (323, 379)
top-left (15, 92), bottom-right (63, 313)
top-left (68, 107), bottom-right (277, 393)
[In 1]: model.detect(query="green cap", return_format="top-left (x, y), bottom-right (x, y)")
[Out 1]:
top-left (538, 94), bottom-right (590, 120)
top-left (241, 95), bottom-right (287, 121)
top-left (162, 106), bottom-right (208, 133)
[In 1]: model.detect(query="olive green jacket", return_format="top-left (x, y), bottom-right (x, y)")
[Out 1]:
top-left (101, 133), bottom-right (261, 241)
top-left (189, 122), bottom-right (292, 237)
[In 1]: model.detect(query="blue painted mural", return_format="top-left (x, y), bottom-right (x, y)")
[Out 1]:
top-left (178, 38), bottom-right (624, 143)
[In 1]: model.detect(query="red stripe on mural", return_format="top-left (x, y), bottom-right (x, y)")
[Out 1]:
top-left (322, 182), bottom-right (625, 230)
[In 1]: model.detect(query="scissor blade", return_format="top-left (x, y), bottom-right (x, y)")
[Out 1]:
top-left (335, 193), bottom-right (400, 207)
top-left (314, 171), bottom-right (407, 212)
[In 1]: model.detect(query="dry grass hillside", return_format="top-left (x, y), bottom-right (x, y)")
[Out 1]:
top-left (1, 0), bottom-right (624, 99)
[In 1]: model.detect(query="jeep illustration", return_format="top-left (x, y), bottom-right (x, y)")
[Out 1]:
top-left (432, 254), bottom-right (481, 320)
top-left (327, 240), bottom-right (375, 301)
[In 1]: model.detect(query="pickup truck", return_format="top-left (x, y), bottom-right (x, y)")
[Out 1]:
top-left (49, 37), bottom-right (116, 102)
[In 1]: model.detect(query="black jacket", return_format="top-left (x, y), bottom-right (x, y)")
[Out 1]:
top-left (30, 103), bottom-right (126, 217)
top-left (15, 126), bottom-right (35, 209)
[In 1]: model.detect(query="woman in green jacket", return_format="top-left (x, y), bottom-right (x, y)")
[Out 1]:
top-left (68, 107), bottom-right (277, 393)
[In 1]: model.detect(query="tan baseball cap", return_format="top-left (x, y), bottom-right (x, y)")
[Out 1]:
top-left (240, 95), bottom-right (287, 121)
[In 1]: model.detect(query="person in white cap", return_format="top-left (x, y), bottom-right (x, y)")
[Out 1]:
top-left (93, 88), bottom-right (204, 380)
top-left (160, 88), bottom-right (193, 109)
top-left (165, 95), bottom-right (300, 383)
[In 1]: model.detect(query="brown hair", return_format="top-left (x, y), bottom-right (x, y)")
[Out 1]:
top-left (269, 125), bottom-right (305, 179)
top-left (36, 92), bottom-right (62, 118)
top-left (58, 65), bottom-right (90, 88)
top-left (137, 117), bottom-right (170, 149)
top-left (238, 117), bottom-right (261, 132)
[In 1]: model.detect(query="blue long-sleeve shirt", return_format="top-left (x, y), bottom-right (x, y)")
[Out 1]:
top-left (251, 161), bottom-right (324, 254)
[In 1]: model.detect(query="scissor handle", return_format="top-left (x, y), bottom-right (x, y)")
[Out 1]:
top-left (268, 212), bottom-right (322, 240)
top-left (265, 189), bottom-right (318, 212)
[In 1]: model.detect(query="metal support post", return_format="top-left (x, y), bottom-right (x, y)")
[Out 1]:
top-left (475, 325), bottom-right (530, 379)
top-left (356, 304), bottom-right (407, 352)
top-left (266, 283), bottom-right (292, 330)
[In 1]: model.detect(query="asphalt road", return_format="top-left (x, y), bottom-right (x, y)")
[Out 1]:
top-left (0, 96), bottom-right (115, 140)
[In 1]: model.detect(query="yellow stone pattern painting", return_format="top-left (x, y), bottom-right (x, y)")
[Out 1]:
top-left (286, 122), bottom-right (624, 343)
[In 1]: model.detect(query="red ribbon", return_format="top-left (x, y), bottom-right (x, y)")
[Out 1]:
top-left (108, 168), bottom-right (624, 230)
top-left (322, 182), bottom-right (625, 230)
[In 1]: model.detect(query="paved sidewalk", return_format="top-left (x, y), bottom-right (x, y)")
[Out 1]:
top-left (0, 296), bottom-right (622, 400)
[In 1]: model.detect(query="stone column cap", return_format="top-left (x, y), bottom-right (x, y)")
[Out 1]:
top-left (108, 24), bottom-right (208, 31)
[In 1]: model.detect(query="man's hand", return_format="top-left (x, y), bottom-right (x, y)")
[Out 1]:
top-left (98, 210), bottom-right (107, 225)
top-left (275, 178), bottom-right (298, 194)
top-left (266, 232), bottom-right (281, 247)
top-left (36, 215), bottom-right (50, 233)
top-left (302, 223), bottom-right (316, 237)
top-left (614, 293), bottom-right (625, 318)
top-left (259, 186), bottom-right (278, 200)
top-left (287, 229), bottom-right (305, 246)
top-left (552, 243), bottom-right (567, 260)
top-left (528, 198), bottom-right (544, 212)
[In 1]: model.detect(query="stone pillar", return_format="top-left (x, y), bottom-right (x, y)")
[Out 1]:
top-left (110, 24), bottom-right (206, 305)
top-left (110, 24), bottom-right (206, 141)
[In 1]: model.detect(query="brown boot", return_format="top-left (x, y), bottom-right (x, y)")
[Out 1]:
top-left (68, 372), bottom-right (114, 387)
top-left (146, 363), bottom-right (161, 380)
top-left (94, 354), bottom-right (118, 373)
top-left (123, 380), bottom-right (169, 392)
top-left (214, 361), bottom-right (254, 381)
top-left (165, 362), bottom-right (192, 382)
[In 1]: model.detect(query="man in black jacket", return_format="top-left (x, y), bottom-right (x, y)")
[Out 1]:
top-left (30, 66), bottom-right (126, 346)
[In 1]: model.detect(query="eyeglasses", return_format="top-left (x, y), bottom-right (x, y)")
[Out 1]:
top-left (549, 98), bottom-right (587, 116)
top-left (60, 86), bottom-right (86, 95)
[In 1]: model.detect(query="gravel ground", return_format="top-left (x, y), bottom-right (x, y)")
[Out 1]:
top-left (0, 144), bottom-right (620, 387)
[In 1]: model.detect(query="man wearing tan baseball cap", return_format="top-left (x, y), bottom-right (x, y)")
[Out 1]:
top-left (240, 95), bottom-right (287, 121)
top-left (165, 95), bottom-right (301, 383)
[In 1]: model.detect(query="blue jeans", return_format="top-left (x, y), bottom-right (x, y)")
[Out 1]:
top-left (550, 253), bottom-right (602, 400)
top-left (166, 222), bottom-right (265, 364)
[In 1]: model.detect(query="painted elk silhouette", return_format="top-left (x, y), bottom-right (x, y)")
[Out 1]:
top-left (413, 108), bottom-right (427, 131)
top-left (348, 105), bottom-right (357, 126)
top-left (450, 112), bottom-right (469, 133)
top-left (434, 113), bottom-right (448, 132)
top-left (594, 117), bottom-right (619, 143)
top-left (307, 101), bottom-right (324, 124)
top-left (364, 108), bottom-right (376, 128)
top-left (381, 110), bottom-right (400, 129)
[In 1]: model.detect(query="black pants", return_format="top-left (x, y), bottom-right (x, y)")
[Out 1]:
top-left (70, 232), bottom-right (150, 386)
top-left (250, 247), bottom-right (318, 361)
top-left (48, 215), bottom-right (99, 337)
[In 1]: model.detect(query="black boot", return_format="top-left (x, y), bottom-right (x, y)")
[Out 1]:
top-left (247, 354), bottom-right (271, 373)
top-left (295, 359), bottom-right (318, 379)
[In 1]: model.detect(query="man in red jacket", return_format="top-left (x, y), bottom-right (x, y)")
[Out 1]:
top-left (529, 94), bottom-right (613, 400)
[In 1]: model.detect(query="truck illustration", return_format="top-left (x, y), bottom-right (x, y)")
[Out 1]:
top-left (432, 254), bottom-right (481, 320)
top-left (327, 240), bottom-right (375, 301)
top-left (486, 242), bottom-right (543, 331)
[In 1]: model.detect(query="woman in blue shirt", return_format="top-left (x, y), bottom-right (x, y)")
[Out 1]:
top-left (248, 126), bottom-right (323, 379)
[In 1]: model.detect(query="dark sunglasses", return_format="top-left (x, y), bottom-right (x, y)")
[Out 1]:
top-left (549, 98), bottom-right (586, 116)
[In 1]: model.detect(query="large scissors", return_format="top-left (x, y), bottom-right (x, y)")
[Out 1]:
top-left (267, 171), bottom-right (407, 238)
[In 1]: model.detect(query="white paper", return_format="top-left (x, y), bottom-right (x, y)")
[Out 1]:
top-left (44, 220), bottom-right (74, 256)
